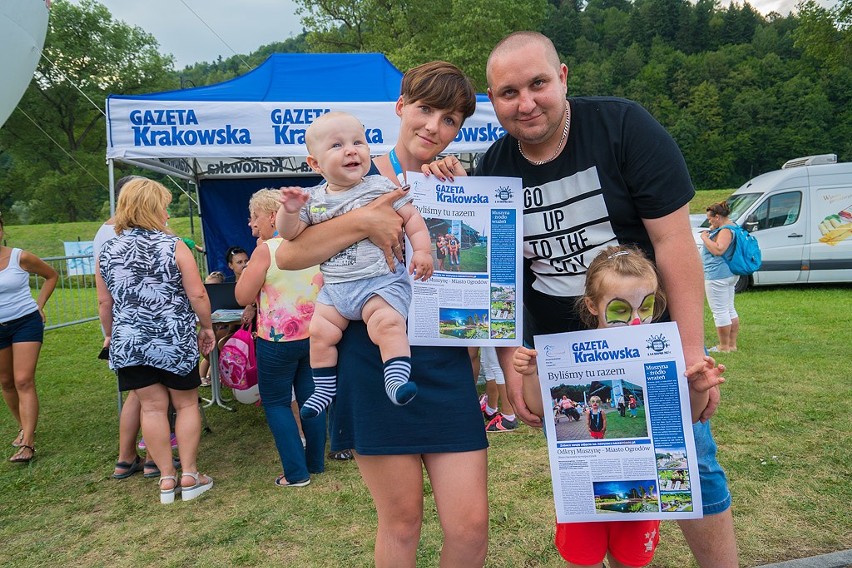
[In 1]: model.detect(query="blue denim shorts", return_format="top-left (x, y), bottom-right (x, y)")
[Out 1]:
top-left (693, 419), bottom-right (732, 515)
top-left (0, 310), bottom-right (44, 349)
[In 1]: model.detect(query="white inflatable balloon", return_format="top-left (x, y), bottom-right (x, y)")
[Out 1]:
top-left (0, 0), bottom-right (50, 128)
top-left (232, 384), bottom-right (260, 405)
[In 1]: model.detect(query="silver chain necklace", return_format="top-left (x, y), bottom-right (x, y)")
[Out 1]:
top-left (517, 104), bottom-right (571, 166)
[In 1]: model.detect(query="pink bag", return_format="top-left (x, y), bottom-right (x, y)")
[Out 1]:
top-left (218, 325), bottom-right (257, 390)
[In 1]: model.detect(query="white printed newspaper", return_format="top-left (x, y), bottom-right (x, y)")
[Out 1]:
top-left (405, 172), bottom-right (523, 347)
top-left (534, 322), bottom-right (702, 522)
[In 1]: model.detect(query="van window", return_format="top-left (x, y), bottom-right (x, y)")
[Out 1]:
top-left (750, 191), bottom-right (802, 231)
top-left (698, 193), bottom-right (761, 228)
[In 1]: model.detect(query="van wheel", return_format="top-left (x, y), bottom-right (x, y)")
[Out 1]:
top-left (734, 275), bottom-right (750, 293)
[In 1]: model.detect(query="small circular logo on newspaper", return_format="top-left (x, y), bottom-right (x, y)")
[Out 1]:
top-left (495, 186), bottom-right (513, 201)
top-left (646, 334), bottom-right (669, 353)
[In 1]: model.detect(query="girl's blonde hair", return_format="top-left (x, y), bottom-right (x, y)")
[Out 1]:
top-left (577, 245), bottom-right (667, 328)
top-left (248, 188), bottom-right (281, 217)
top-left (114, 178), bottom-right (172, 233)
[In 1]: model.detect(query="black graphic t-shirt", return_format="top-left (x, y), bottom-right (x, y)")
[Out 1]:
top-left (475, 97), bottom-right (694, 340)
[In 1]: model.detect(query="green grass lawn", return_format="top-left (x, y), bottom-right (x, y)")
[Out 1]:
top-left (2, 190), bottom-right (849, 566)
top-left (2, 216), bottom-right (204, 258)
top-left (0, 285), bottom-right (849, 566)
top-left (605, 407), bottom-right (648, 438)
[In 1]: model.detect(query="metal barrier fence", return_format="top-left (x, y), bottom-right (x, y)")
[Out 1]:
top-left (38, 250), bottom-right (207, 331)
top-left (40, 254), bottom-right (99, 330)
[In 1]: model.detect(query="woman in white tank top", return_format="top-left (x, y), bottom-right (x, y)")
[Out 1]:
top-left (0, 212), bottom-right (58, 463)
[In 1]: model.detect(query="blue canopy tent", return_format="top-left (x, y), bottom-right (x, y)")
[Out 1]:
top-left (105, 53), bottom-right (502, 275)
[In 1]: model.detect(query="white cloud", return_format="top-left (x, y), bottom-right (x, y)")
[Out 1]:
top-left (69, 0), bottom-right (303, 68)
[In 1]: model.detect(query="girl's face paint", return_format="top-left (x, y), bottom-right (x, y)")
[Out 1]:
top-left (587, 275), bottom-right (657, 329)
top-left (604, 293), bottom-right (655, 326)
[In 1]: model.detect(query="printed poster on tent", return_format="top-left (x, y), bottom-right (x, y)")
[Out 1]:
top-left (534, 321), bottom-right (702, 523)
top-left (404, 172), bottom-right (523, 347)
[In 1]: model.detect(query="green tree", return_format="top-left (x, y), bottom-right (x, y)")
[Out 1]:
top-left (794, 0), bottom-right (852, 70)
top-left (294, 0), bottom-right (548, 89)
top-left (671, 81), bottom-right (734, 188)
top-left (0, 0), bottom-right (174, 222)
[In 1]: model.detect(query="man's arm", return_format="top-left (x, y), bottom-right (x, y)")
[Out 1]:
top-left (498, 346), bottom-right (543, 427)
top-left (644, 204), bottom-right (717, 422)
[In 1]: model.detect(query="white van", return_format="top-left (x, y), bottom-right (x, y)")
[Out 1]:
top-left (694, 154), bottom-right (852, 291)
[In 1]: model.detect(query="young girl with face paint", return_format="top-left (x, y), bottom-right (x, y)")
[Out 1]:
top-left (586, 395), bottom-right (607, 439)
top-left (512, 244), bottom-right (726, 568)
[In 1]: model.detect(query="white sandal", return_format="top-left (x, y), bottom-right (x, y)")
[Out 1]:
top-left (159, 475), bottom-right (181, 504)
top-left (181, 471), bottom-right (213, 501)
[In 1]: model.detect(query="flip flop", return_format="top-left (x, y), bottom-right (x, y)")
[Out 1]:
top-left (112, 455), bottom-right (144, 479)
top-left (11, 429), bottom-right (23, 447)
top-left (9, 444), bottom-right (35, 463)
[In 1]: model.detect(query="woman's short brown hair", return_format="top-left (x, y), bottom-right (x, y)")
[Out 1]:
top-left (401, 61), bottom-right (476, 122)
top-left (706, 201), bottom-right (731, 217)
top-left (114, 178), bottom-right (172, 234)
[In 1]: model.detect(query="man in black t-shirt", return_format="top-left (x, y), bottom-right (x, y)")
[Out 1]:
top-left (473, 31), bottom-right (737, 568)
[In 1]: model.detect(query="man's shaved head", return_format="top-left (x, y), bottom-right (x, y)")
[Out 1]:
top-left (486, 32), bottom-right (562, 87)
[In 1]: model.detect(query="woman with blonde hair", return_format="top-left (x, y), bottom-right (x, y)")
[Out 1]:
top-left (235, 189), bottom-right (326, 487)
top-left (96, 178), bottom-right (215, 503)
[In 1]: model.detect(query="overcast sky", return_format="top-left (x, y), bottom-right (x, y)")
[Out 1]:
top-left (72, 0), bottom-right (829, 69)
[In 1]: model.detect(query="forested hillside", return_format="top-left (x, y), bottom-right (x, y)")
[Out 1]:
top-left (0, 0), bottom-right (849, 223)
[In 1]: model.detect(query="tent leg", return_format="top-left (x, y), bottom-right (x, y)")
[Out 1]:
top-left (108, 159), bottom-right (116, 216)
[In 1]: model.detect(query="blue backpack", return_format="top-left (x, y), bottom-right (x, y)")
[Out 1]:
top-left (723, 224), bottom-right (762, 276)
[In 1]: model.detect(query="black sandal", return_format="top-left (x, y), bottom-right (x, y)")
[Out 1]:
top-left (144, 456), bottom-right (182, 478)
top-left (112, 455), bottom-right (144, 479)
top-left (10, 444), bottom-right (35, 463)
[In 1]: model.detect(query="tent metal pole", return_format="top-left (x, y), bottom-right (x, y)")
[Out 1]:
top-left (108, 159), bottom-right (116, 216)
top-left (192, 162), bottom-right (208, 273)
top-left (107, 158), bottom-right (123, 416)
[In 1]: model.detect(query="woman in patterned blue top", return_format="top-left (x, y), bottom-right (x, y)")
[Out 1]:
top-left (96, 178), bottom-right (216, 504)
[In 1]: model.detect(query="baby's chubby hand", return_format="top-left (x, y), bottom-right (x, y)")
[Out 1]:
top-left (409, 250), bottom-right (433, 281)
top-left (278, 186), bottom-right (309, 214)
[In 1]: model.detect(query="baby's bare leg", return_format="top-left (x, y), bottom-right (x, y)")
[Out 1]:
top-left (363, 296), bottom-right (417, 406)
top-left (309, 303), bottom-right (349, 368)
top-left (301, 303), bottom-right (349, 419)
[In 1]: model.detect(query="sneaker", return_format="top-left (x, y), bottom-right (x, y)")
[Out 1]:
top-left (486, 414), bottom-right (518, 433)
top-left (138, 433), bottom-right (178, 451)
top-left (480, 394), bottom-right (499, 422)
